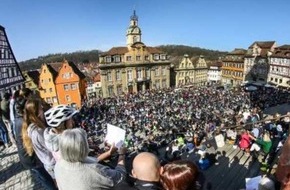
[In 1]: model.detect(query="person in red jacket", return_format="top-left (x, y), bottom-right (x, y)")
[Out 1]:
top-left (239, 129), bottom-right (251, 155)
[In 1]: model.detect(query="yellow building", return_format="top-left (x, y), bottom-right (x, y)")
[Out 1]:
top-left (222, 48), bottom-right (247, 87)
top-left (23, 70), bottom-right (40, 94)
top-left (175, 55), bottom-right (208, 87)
top-left (99, 11), bottom-right (171, 97)
top-left (39, 63), bottom-right (59, 107)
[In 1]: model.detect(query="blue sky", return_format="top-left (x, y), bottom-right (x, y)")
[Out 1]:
top-left (1, 0), bottom-right (290, 61)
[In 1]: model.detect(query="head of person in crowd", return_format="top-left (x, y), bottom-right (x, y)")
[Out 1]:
top-left (258, 177), bottom-right (275, 190)
top-left (19, 88), bottom-right (33, 99)
top-left (59, 128), bottom-right (89, 162)
top-left (44, 105), bottom-right (79, 134)
top-left (160, 160), bottom-right (200, 190)
top-left (132, 152), bottom-right (161, 182)
top-left (2, 92), bottom-right (11, 101)
top-left (22, 98), bottom-right (46, 156)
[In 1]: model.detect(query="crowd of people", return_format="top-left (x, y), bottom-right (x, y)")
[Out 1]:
top-left (0, 84), bottom-right (290, 190)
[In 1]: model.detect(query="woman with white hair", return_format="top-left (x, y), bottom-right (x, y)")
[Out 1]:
top-left (55, 128), bottom-right (126, 190)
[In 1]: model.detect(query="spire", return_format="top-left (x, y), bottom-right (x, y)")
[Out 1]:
top-left (130, 10), bottom-right (138, 21)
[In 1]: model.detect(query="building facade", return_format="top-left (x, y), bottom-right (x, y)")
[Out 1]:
top-left (268, 45), bottom-right (290, 87)
top-left (207, 61), bottom-right (222, 84)
top-left (23, 70), bottom-right (40, 94)
top-left (175, 55), bottom-right (208, 87)
top-left (99, 11), bottom-right (171, 97)
top-left (39, 63), bottom-right (59, 107)
top-left (0, 25), bottom-right (24, 97)
top-left (244, 41), bottom-right (276, 83)
top-left (222, 48), bottom-right (247, 87)
top-left (55, 60), bottom-right (86, 108)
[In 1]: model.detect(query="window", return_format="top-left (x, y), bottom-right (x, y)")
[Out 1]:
top-left (162, 79), bottom-right (166, 88)
top-left (117, 85), bottom-right (122, 95)
top-left (108, 86), bottom-right (113, 96)
top-left (46, 97), bottom-right (51, 103)
top-left (116, 70), bottom-right (121, 81)
top-left (154, 54), bottom-right (159, 60)
top-left (53, 97), bottom-right (58, 103)
top-left (160, 54), bottom-right (166, 60)
top-left (279, 79), bottom-right (282, 84)
top-left (270, 77), bottom-right (273, 81)
top-left (115, 56), bottom-right (121, 63)
top-left (275, 78), bottom-right (278, 82)
top-left (155, 80), bottom-right (160, 89)
top-left (127, 70), bottom-right (132, 81)
top-left (146, 68), bottom-right (150, 79)
top-left (107, 72), bottom-right (112, 81)
top-left (126, 56), bottom-right (132, 61)
top-left (44, 69), bottom-right (46, 73)
top-left (145, 55), bottom-right (149, 61)
top-left (49, 78), bottom-right (51, 82)
top-left (64, 84), bottom-right (69, 91)
top-left (49, 88), bottom-right (53, 93)
top-left (137, 69), bottom-right (142, 80)
top-left (65, 95), bottom-right (71, 102)
top-left (155, 67), bottom-right (160, 76)
top-left (43, 89), bottom-right (47, 93)
top-left (106, 56), bottom-right (111, 63)
top-left (136, 56), bottom-right (141, 61)
top-left (71, 83), bottom-right (77, 90)
top-left (162, 67), bottom-right (166, 76)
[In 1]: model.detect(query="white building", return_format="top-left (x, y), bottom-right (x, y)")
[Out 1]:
top-left (208, 61), bottom-right (222, 84)
top-left (268, 45), bottom-right (290, 87)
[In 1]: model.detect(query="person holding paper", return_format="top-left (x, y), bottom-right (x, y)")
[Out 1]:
top-left (55, 128), bottom-right (126, 190)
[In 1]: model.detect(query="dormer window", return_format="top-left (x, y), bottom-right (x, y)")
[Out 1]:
top-left (154, 54), bottom-right (159, 60)
top-left (106, 56), bottom-right (111, 63)
top-left (160, 54), bottom-right (166, 60)
top-left (115, 56), bottom-right (121, 63)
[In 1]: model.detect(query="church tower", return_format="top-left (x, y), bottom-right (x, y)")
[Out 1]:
top-left (126, 10), bottom-right (142, 48)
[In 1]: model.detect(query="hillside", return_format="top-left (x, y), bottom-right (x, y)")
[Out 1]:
top-left (157, 45), bottom-right (227, 60)
top-left (19, 50), bottom-right (100, 71)
top-left (19, 45), bottom-right (227, 71)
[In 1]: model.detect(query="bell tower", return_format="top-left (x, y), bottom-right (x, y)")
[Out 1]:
top-left (126, 10), bottom-right (142, 48)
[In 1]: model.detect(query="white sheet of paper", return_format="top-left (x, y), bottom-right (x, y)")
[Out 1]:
top-left (245, 175), bottom-right (261, 190)
top-left (105, 124), bottom-right (126, 149)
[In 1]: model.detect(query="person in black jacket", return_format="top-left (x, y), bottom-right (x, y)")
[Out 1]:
top-left (115, 152), bottom-right (163, 190)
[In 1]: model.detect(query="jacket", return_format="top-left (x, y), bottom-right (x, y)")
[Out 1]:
top-left (55, 158), bottom-right (126, 190)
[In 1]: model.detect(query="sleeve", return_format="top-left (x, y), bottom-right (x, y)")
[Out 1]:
top-left (98, 164), bottom-right (126, 186)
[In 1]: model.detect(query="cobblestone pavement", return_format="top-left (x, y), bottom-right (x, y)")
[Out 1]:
top-left (0, 145), bottom-right (44, 190)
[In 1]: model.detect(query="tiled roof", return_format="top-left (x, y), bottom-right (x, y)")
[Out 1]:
top-left (190, 57), bottom-right (199, 64)
top-left (101, 47), bottom-right (128, 56)
top-left (272, 45), bottom-right (290, 58)
top-left (68, 61), bottom-right (86, 79)
top-left (146, 46), bottom-right (164, 54)
top-left (249, 41), bottom-right (276, 49)
top-left (170, 56), bottom-right (183, 67)
top-left (209, 61), bottom-right (223, 67)
top-left (94, 73), bottom-right (101, 82)
top-left (101, 46), bottom-right (164, 56)
top-left (49, 62), bottom-right (63, 72)
top-left (26, 70), bottom-right (40, 85)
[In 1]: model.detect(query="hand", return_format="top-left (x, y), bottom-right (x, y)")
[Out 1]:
top-left (108, 143), bottom-right (118, 156)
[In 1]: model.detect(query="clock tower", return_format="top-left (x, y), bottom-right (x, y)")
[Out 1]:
top-left (126, 10), bottom-right (142, 48)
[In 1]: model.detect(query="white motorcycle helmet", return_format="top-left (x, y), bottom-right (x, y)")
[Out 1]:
top-left (45, 105), bottom-right (79, 127)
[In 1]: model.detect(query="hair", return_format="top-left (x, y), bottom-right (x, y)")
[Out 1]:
top-left (59, 128), bottom-right (89, 162)
top-left (20, 88), bottom-right (33, 98)
top-left (22, 98), bottom-right (46, 156)
top-left (258, 177), bottom-right (275, 190)
top-left (161, 160), bottom-right (199, 190)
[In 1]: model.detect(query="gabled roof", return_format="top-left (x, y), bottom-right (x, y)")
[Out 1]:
top-left (26, 70), bottom-right (40, 85)
top-left (46, 64), bottom-right (58, 80)
top-left (68, 61), bottom-right (86, 79)
top-left (209, 61), bottom-right (223, 68)
top-left (249, 41), bottom-right (276, 49)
